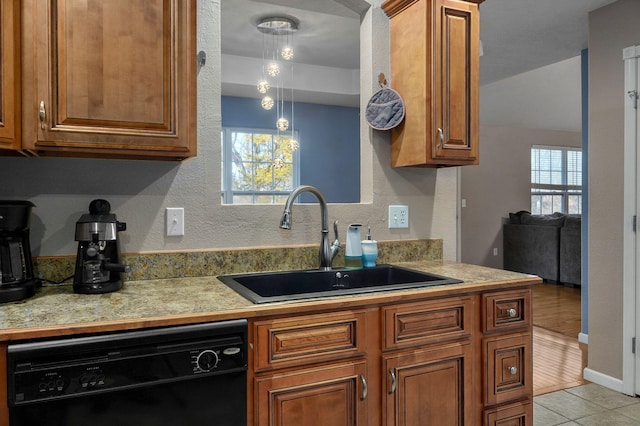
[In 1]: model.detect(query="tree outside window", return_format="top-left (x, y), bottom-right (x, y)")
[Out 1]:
top-left (222, 128), bottom-right (299, 204)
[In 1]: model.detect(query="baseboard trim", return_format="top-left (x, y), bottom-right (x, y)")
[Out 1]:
top-left (583, 368), bottom-right (626, 394)
top-left (578, 332), bottom-right (588, 344)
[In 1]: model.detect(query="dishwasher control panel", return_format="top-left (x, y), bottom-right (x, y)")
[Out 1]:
top-left (7, 320), bottom-right (247, 406)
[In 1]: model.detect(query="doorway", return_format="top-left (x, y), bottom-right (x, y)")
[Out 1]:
top-left (622, 44), bottom-right (640, 396)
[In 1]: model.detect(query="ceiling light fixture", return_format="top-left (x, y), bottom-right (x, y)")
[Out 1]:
top-left (256, 16), bottom-right (300, 163)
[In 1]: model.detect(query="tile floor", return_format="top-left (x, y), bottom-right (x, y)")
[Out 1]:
top-left (535, 383), bottom-right (640, 425)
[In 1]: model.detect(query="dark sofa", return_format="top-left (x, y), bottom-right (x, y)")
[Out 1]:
top-left (503, 211), bottom-right (581, 285)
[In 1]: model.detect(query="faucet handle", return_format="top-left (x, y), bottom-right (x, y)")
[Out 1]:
top-left (331, 220), bottom-right (341, 260)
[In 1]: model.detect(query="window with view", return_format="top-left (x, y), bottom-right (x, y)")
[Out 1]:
top-left (531, 146), bottom-right (582, 215)
top-left (221, 128), bottom-right (300, 204)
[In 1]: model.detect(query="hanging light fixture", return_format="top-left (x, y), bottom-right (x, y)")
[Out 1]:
top-left (281, 46), bottom-right (294, 61)
top-left (257, 80), bottom-right (270, 94)
top-left (256, 16), bottom-right (299, 161)
top-left (261, 96), bottom-right (274, 110)
top-left (276, 117), bottom-right (289, 131)
top-left (267, 62), bottom-right (280, 77)
top-left (288, 54), bottom-right (298, 152)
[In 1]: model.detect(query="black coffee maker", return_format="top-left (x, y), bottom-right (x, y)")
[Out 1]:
top-left (0, 200), bottom-right (39, 303)
top-left (73, 199), bottom-right (130, 294)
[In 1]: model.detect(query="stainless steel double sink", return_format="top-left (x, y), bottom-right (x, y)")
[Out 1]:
top-left (218, 264), bottom-right (462, 304)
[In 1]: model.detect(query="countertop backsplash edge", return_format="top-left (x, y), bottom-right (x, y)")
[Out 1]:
top-left (34, 239), bottom-right (443, 282)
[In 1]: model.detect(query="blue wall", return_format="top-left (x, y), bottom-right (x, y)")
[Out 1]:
top-left (221, 96), bottom-right (360, 203)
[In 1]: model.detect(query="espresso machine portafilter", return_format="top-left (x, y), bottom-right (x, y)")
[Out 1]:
top-left (73, 199), bottom-right (130, 294)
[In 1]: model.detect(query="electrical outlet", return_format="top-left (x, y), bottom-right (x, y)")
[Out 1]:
top-left (166, 207), bottom-right (185, 236)
top-left (388, 205), bottom-right (409, 228)
top-left (493, 247), bottom-right (498, 256)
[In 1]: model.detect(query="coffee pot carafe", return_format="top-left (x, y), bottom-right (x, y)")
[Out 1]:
top-left (0, 201), bottom-right (39, 303)
top-left (73, 199), bottom-right (130, 294)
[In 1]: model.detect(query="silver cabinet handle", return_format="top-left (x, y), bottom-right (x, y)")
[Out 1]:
top-left (389, 369), bottom-right (397, 394)
top-left (507, 308), bottom-right (517, 318)
top-left (437, 128), bottom-right (444, 148)
top-left (360, 374), bottom-right (367, 400)
top-left (508, 366), bottom-right (518, 375)
top-left (39, 101), bottom-right (46, 129)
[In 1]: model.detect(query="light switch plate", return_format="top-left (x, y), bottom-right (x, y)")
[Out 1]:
top-left (388, 205), bottom-right (409, 228)
top-left (166, 207), bottom-right (185, 236)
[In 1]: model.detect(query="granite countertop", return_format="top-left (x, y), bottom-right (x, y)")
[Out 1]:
top-left (0, 261), bottom-right (539, 342)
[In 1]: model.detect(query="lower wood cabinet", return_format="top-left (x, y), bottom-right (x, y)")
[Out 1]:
top-left (254, 361), bottom-right (368, 426)
top-left (481, 288), bottom-right (533, 425)
top-left (484, 401), bottom-right (533, 426)
top-left (249, 286), bottom-right (534, 426)
top-left (483, 333), bottom-right (532, 406)
top-left (384, 341), bottom-right (473, 426)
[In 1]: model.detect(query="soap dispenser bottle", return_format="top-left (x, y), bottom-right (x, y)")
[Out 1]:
top-left (345, 224), bottom-right (363, 268)
top-left (361, 226), bottom-right (378, 267)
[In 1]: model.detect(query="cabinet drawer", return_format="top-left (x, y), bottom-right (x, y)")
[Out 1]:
top-left (483, 289), bottom-right (531, 333)
top-left (252, 310), bottom-right (367, 372)
top-left (483, 334), bottom-right (532, 406)
top-left (484, 401), bottom-right (533, 426)
top-left (382, 296), bottom-right (473, 350)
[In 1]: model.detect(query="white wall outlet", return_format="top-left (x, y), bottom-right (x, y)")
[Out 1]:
top-left (388, 205), bottom-right (409, 228)
top-left (493, 247), bottom-right (498, 256)
top-left (166, 207), bottom-right (185, 236)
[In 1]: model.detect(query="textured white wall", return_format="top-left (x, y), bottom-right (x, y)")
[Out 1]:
top-left (461, 56), bottom-right (584, 269)
top-left (587, 0), bottom-right (640, 382)
top-left (461, 126), bottom-right (581, 269)
top-left (480, 56), bottom-right (582, 132)
top-left (0, 0), bottom-right (459, 261)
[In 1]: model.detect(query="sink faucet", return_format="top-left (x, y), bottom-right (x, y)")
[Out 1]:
top-left (280, 185), bottom-right (341, 270)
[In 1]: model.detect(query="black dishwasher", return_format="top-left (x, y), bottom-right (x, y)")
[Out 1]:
top-left (7, 319), bottom-right (247, 426)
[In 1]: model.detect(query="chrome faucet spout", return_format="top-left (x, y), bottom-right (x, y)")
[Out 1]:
top-left (280, 185), bottom-right (340, 269)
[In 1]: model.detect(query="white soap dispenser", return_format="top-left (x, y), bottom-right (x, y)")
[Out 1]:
top-left (345, 224), bottom-right (363, 268)
top-left (361, 226), bottom-right (378, 268)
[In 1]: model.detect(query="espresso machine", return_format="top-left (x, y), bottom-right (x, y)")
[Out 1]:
top-left (73, 199), bottom-right (130, 294)
top-left (0, 200), bottom-right (39, 303)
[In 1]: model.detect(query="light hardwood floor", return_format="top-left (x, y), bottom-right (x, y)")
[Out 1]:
top-left (532, 281), bottom-right (588, 396)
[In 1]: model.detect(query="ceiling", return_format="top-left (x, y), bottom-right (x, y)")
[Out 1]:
top-left (480, 0), bottom-right (617, 85)
top-left (221, 0), bottom-right (618, 103)
top-left (221, 0), bottom-right (363, 70)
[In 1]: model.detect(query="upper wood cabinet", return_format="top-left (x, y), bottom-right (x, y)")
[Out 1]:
top-left (0, 0), bottom-right (21, 151)
top-left (21, 0), bottom-right (197, 160)
top-left (382, 0), bottom-right (480, 167)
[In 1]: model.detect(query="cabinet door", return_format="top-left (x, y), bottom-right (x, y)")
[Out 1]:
top-left (433, 0), bottom-right (479, 164)
top-left (483, 333), bottom-right (532, 406)
top-left (25, 0), bottom-right (196, 160)
top-left (254, 361), bottom-right (368, 426)
top-left (0, 0), bottom-right (20, 150)
top-left (383, 0), bottom-right (479, 167)
top-left (384, 342), bottom-right (474, 426)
